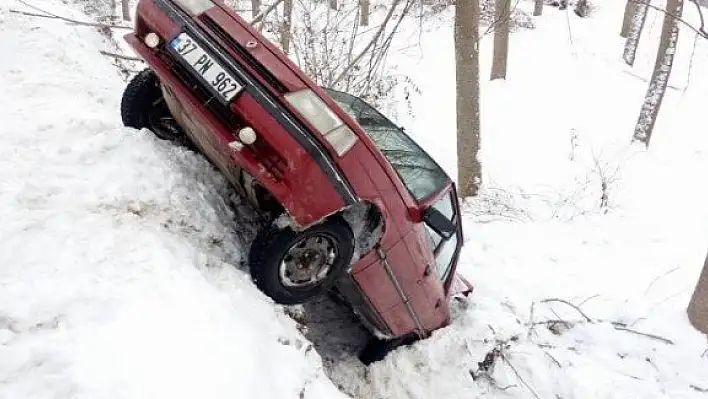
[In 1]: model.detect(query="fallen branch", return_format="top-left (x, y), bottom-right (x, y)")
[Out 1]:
top-left (100, 50), bottom-right (143, 62)
top-left (543, 350), bottom-right (562, 368)
top-left (644, 266), bottom-right (680, 295)
top-left (613, 326), bottom-right (675, 345)
top-left (500, 353), bottom-right (541, 399)
top-left (691, 384), bottom-right (708, 393)
top-left (9, 9), bottom-right (132, 30)
top-left (541, 298), bottom-right (593, 322)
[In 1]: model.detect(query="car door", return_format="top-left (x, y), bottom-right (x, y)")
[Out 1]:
top-left (418, 187), bottom-right (463, 327)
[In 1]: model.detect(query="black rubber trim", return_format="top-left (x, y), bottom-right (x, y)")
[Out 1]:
top-left (154, 0), bottom-right (357, 205)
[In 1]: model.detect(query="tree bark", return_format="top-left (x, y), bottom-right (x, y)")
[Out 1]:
top-left (121, 0), bottom-right (130, 21)
top-left (620, 0), bottom-right (636, 37)
top-left (623, 0), bottom-right (650, 66)
top-left (360, 0), bottom-right (370, 26)
top-left (533, 0), bottom-right (543, 16)
top-left (455, 0), bottom-right (482, 197)
top-left (280, 0), bottom-right (293, 54)
top-left (491, 0), bottom-right (510, 80)
top-left (632, 0), bottom-right (683, 146)
top-left (251, 0), bottom-right (261, 18)
top-left (688, 250), bottom-right (708, 334)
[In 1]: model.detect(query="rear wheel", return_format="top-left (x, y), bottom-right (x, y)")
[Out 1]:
top-left (249, 218), bottom-right (354, 305)
top-left (121, 69), bottom-right (184, 142)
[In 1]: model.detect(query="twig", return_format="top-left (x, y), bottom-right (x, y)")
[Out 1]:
top-left (541, 298), bottom-right (593, 322)
top-left (499, 353), bottom-right (542, 399)
top-left (543, 350), bottom-right (562, 368)
top-left (527, 302), bottom-right (537, 339)
top-left (578, 294), bottom-right (600, 307)
top-left (628, 0), bottom-right (708, 39)
top-left (690, 384), bottom-right (708, 393)
top-left (683, 32), bottom-right (700, 92)
top-left (100, 50), bottom-right (143, 61)
top-left (250, 0), bottom-right (285, 25)
top-left (688, 0), bottom-right (707, 37)
top-left (9, 9), bottom-right (132, 30)
top-left (644, 266), bottom-right (680, 295)
top-left (613, 326), bottom-right (675, 345)
top-left (331, 0), bottom-right (404, 85)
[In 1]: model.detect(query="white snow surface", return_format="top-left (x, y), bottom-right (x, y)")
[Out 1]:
top-left (2, 0), bottom-right (708, 398)
top-left (0, 2), bottom-right (346, 398)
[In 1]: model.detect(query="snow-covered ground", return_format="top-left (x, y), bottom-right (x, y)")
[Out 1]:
top-left (1, 0), bottom-right (708, 398)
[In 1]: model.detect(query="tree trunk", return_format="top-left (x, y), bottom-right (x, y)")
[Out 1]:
top-left (623, 0), bottom-right (650, 66)
top-left (491, 0), bottom-right (510, 80)
top-left (121, 0), bottom-right (130, 21)
top-left (632, 0), bottom-right (683, 146)
top-left (620, 0), bottom-right (636, 38)
top-left (280, 0), bottom-right (293, 54)
top-left (455, 0), bottom-right (482, 197)
top-left (688, 251), bottom-right (708, 334)
top-left (251, 0), bottom-right (261, 18)
top-left (533, 0), bottom-right (543, 16)
top-left (360, 0), bottom-right (370, 26)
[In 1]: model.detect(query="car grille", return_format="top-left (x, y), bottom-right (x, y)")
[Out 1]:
top-left (198, 15), bottom-right (287, 94)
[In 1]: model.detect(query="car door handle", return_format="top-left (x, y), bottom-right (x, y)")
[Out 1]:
top-left (423, 264), bottom-right (432, 277)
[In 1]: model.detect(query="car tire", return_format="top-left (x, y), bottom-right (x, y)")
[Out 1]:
top-left (121, 69), bottom-right (184, 142)
top-left (249, 218), bottom-right (354, 305)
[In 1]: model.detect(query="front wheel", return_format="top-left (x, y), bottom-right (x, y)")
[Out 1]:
top-left (121, 69), bottom-right (184, 142)
top-left (248, 218), bottom-right (354, 305)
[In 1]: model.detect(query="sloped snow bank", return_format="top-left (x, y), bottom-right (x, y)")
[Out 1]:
top-left (0, 1), bottom-right (346, 398)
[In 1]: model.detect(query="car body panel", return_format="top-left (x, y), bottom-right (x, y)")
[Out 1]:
top-left (126, 0), bottom-right (472, 340)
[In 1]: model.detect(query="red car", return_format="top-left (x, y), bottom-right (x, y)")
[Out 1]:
top-left (121, 0), bottom-right (472, 358)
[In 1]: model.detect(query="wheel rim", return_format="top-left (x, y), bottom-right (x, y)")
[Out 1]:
top-left (279, 234), bottom-right (338, 288)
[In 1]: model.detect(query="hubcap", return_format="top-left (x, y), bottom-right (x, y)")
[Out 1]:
top-left (279, 234), bottom-right (338, 288)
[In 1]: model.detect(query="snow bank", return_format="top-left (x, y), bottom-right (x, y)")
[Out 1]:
top-left (0, 1), bottom-right (345, 398)
top-left (351, 0), bottom-right (708, 397)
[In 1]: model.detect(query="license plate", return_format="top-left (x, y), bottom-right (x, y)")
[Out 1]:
top-left (169, 32), bottom-right (243, 103)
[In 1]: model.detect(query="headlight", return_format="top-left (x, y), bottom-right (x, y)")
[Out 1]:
top-left (324, 125), bottom-right (357, 156)
top-left (285, 89), bottom-right (358, 156)
top-left (174, 0), bottom-right (215, 15)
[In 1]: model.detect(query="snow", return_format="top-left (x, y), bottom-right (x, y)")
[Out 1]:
top-left (0, 2), bottom-right (346, 398)
top-left (2, 0), bottom-right (708, 398)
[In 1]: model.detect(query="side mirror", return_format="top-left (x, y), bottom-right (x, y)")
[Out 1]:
top-left (423, 207), bottom-right (455, 240)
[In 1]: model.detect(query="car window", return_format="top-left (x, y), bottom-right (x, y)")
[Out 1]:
top-left (423, 191), bottom-right (458, 280)
top-left (323, 88), bottom-right (449, 201)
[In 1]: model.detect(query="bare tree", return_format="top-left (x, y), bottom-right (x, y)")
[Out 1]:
top-left (121, 0), bottom-right (130, 21)
top-left (359, 0), bottom-right (370, 26)
top-left (623, 0), bottom-right (650, 66)
top-left (620, 0), bottom-right (636, 37)
top-left (533, 0), bottom-right (543, 16)
top-left (455, 0), bottom-right (482, 197)
top-left (251, 0), bottom-right (262, 18)
top-left (688, 250), bottom-right (708, 334)
top-left (491, 0), bottom-right (510, 80)
top-left (632, 0), bottom-right (683, 146)
top-left (280, 0), bottom-right (293, 54)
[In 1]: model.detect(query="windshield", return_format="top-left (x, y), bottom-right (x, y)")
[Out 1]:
top-left (323, 89), bottom-right (449, 201)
